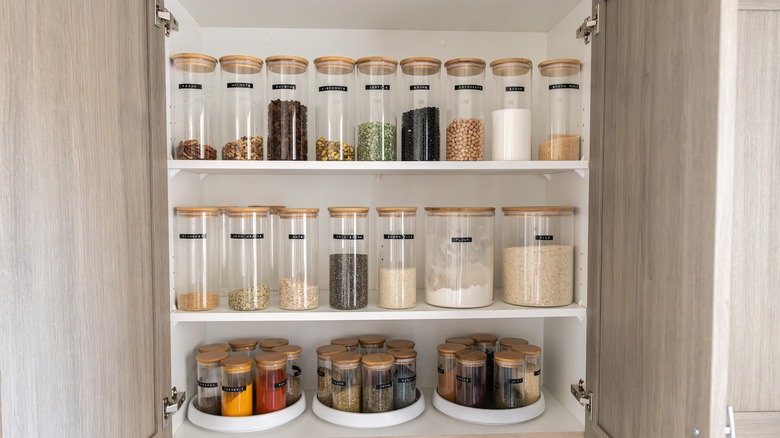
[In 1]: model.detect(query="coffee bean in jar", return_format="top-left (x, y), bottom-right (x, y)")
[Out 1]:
top-left (266, 56), bottom-right (310, 161)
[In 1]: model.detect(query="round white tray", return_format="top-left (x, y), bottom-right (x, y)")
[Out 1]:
top-left (312, 389), bottom-right (425, 429)
top-left (188, 392), bottom-right (306, 433)
top-left (432, 388), bottom-right (545, 425)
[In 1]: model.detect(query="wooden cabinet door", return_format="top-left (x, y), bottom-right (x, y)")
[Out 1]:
top-left (0, 0), bottom-right (170, 437)
top-left (586, 0), bottom-right (736, 436)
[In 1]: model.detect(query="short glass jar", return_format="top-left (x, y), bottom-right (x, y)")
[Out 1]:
top-left (198, 343), bottom-right (230, 354)
top-left (400, 57), bottom-right (442, 161)
top-left (171, 53), bottom-right (218, 160)
top-left (196, 350), bottom-right (228, 415)
top-left (174, 207), bottom-right (220, 311)
top-left (279, 208), bottom-right (319, 310)
top-left (316, 344), bottom-right (347, 407)
top-left (387, 348), bottom-right (418, 409)
top-left (377, 207), bottom-right (417, 309)
top-left (229, 338), bottom-right (258, 359)
top-left (219, 55), bottom-right (264, 160)
top-left (220, 356), bottom-right (254, 416)
top-left (314, 56), bottom-right (356, 161)
top-left (254, 352), bottom-right (287, 414)
top-left (358, 335), bottom-right (386, 356)
top-left (328, 207), bottom-right (369, 310)
top-left (493, 350), bottom-right (525, 409)
top-left (455, 349), bottom-right (487, 408)
top-left (258, 337), bottom-right (288, 353)
top-left (330, 337), bottom-right (359, 352)
top-left (490, 58), bottom-right (533, 160)
top-left (512, 344), bottom-right (542, 406)
top-left (444, 337), bottom-right (475, 349)
top-left (498, 337), bottom-right (529, 351)
top-left (444, 58), bottom-right (486, 161)
top-left (272, 345), bottom-right (302, 406)
top-left (437, 343), bottom-right (467, 403)
top-left (224, 207), bottom-right (271, 311)
top-left (538, 58), bottom-right (581, 160)
top-left (266, 55), bottom-right (309, 160)
top-left (331, 351), bottom-right (362, 412)
top-left (362, 353), bottom-right (394, 413)
top-left (356, 57), bottom-right (398, 161)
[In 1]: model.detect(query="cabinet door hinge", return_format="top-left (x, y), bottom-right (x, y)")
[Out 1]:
top-left (571, 379), bottom-right (593, 421)
top-left (162, 386), bottom-right (186, 429)
top-left (155, 2), bottom-right (179, 37)
top-left (576, 3), bottom-right (599, 44)
top-left (724, 405), bottom-right (736, 438)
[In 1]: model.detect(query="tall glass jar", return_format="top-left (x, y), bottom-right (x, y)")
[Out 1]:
top-left (377, 207), bottom-right (417, 309)
top-left (362, 353), bottom-right (394, 413)
top-left (400, 57), bottom-right (441, 161)
top-left (512, 344), bottom-right (542, 405)
top-left (198, 343), bottom-right (230, 354)
top-left (358, 335), bottom-right (386, 356)
top-left (538, 59), bottom-right (581, 160)
top-left (444, 58), bottom-right (486, 161)
top-left (425, 207), bottom-right (495, 308)
top-left (248, 205), bottom-right (286, 292)
top-left (224, 207), bottom-right (270, 311)
top-left (279, 208), bottom-right (319, 310)
top-left (254, 352), bottom-right (287, 414)
top-left (314, 57), bottom-right (356, 161)
top-left (196, 351), bottom-right (228, 415)
top-left (502, 207), bottom-right (575, 307)
top-left (437, 343), bottom-right (466, 403)
top-left (330, 337), bottom-right (358, 352)
top-left (272, 345), bottom-right (302, 406)
top-left (220, 356), bottom-right (253, 416)
top-left (490, 58), bottom-right (533, 161)
top-left (328, 207), bottom-right (369, 310)
top-left (387, 348), bottom-right (417, 409)
top-left (219, 55), bottom-right (264, 160)
top-left (356, 57), bottom-right (398, 161)
top-left (174, 207), bottom-right (220, 311)
top-left (498, 337), bottom-right (529, 351)
top-left (493, 350), bottom-right (525, 409)
top-left (331, 351), bottom-right (362, 412)
top-left (470, 333), bottom-right (498, 396)
top-left (444, 337), bottom-right (475, 349)
top-left (171, 53), bottom-right (218, 160)
top-left (217, 207), bottom-right (232, 296)
top-left (266, 56), bottom-right (309, 160)
top-left (229, 338), bottom-right (258, 359)
top-left (259, 337), bottom-right (289, 353)
top-left (316, 344), bottom-right (347, 407)
top-left (455, 349), bottom-right (487, 408)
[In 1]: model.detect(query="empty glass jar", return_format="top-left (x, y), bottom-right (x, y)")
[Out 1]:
top-left (493, 350), bottom-right (525, 409)
top-left (316, 344), bottom-right (347, 407)
top-left (266, 56), bottom-right (309, 160)
top-left (362, 353), bottom-right (394, 413)
top-left (196, 350), bottom-right (228, 415)
top-left (328, 207), bottom-right (369, 310)
top-left (455, 349), bottom-right (487, 408)
top-left (279, 208), bottom-right (319, 310)
top-left (219, 55), bottom-right (263, 160)
top-left (171, 53), bottom-right (217, 160)
top-left (437, 342), bottom-right (467, 403)
top-left (400, 57), bottom-right (441, 161)
top-left (538, 58), bottom-right (581, 160)
top-left (174, 207), bottom-right (220, 311)
top-left (499, 337), bottom-right (529, 351)
top-left (331, 351), bottom-right (362, 412)
top-left (444, 58), bottom-right (486, 161)
top-left (356, 57), bottom-right (398, 161)
top-left (314, 56), bottom-right (356, 161)
top-left (377, 207), bottom-right (417, 309)
top-left (224, 207), bottom-right (270, 311)
top-left (490, 58), bottom-right (533, 160)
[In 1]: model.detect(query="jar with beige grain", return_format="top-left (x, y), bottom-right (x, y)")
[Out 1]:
top-left (512, 344), bottom-right (542, 405)
top-left (538, 59), bottom-right (581, 160)
top-left (174, 207), bottom-right (220, 311)
top-left (444, 58), bottom-right (486, 161)
top-left (278, 208), bottom-right (319, 310)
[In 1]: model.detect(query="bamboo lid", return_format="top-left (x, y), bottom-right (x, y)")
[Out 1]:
top-left (223, 206), bottom-right (271, 216)
top-left (254, 352), bottom-right (288, 366)
top-left (331, 337), bottom-right (359, 348)
top-left (198, 343), bottom-right (230, 354)
top-left (387, 348), bottom-right (417, 359)
top-left (376, 207), bottom-right (417, 216)
top-left (249, 205), bottom-right (286, 214)
top-left (174, 206), bottom-right (220, 217)
top-left (279, 208), bottom-right (319, 218)
top-left (437, 343), bottom-right (468, 354)
top-left (444, 58), bottom-right (486, 77)
top-left (386, 339), bottom-right (415, 349)
top-left (425, 207), bottom-right (495, 213)
top-left (502, 206), bottom-right (575, 217)
top-left (400, 57), bottom-right (442, 75)
top-left (314, 56), bottom-right (356, 75)
top-left (229, 338), bottom-right (258, 349)
top-left (512, 344), bottom-right (542, 357)
top-left (272, 344), bottom-right (302, 357)
top-left (221, 356), bottom-right (253, 373)
top-left (538, 58), bottom-right (581, 77)
top-left (317, 344), bottom-right (347, 357)
top-left (362, 353), bottom-right (394, 366)
top-left (356, 57), bottom-right (398, 75)
top-left (328, 207), bottom-right (369, 217)
top-left (470, 333), bottom-right (498, 343)
top-left (444, 337), bottom-right (475, 347)
top-left (171, 53), bottom-right (217, 73)
top-left (331, 351), bottom-right (362, 365)
top-left (490, 58), bottom-right (533, 76)
top-left (196, 351), bottom-right (229, 364)
top-left (258, 338), bottom-right (289, 350)
top-left (219, 55), bottom-right (263, 74)
top-left (499, 337), bottom-right (529, 349)
top-left (266, 55), bottom-right (309, 75)
top-left (455, 349), bottom-right (487, 364)
top-left (358, 335), bottom-right (387, 346)
top-left (494, 350), bottom-right (525, 365)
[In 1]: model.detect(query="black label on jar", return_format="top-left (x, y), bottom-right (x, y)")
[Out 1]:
top-left (384, 234), bottom-right (414, 240)
top-left (227, 82), bottom-right (253, 89)
top-left (179, 233), bottom-right (206, 239)
top-left (331, 379), bottom-right (347, 386)
top-left (274, 380), bottom-right (287, 389)
top-left (333, 234), bottom-right (364, 240)
top-left (397, 375), bottom-right (416, 384)
top-left (456, 375), bottom-right (471, 383)
top-left (317, 369), bottom-right (326, 377)
top-left (535, 235), bottom-right (554, 241)
top-left (272, 84), bottom-right (296, 90)
top-left (437, 367), bottom-right (445, 374)
top-left (288, 234), bottom-right (305, 240)
top-left (231, 233), bottom-right (264, 239)
top-left (179, 83), bottom-right (202, 89)
top-left (319, 85), bottom-right (348, 92)
top-left (549, 83), bottom-right (579, 90)
top-left (198, 380), bottom-right (218, 388)
top-left (410, 85), bottom-right (430, 90)
top-left (366, 84), bottom-right (390, 91)
top-left (505, 86), bottom-right (525, 92)
top-left (293, 365), bottom-right (302, 377)
top-left (451, 237), bottom-right (472, 243)
top-left (375, 382), bottom-right (393, 390)
top-left (454, 84), bottom-right (483, 91)
top-left (222, 385), bottom-right (247, 393)
top-left (508, 378), bottom-right (524, 384)
top-left (534, 369), bottom-right (541, 376)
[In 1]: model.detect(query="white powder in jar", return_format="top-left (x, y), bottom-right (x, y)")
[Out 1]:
top-left (426, 284), bottom-right (493, 308)
top-left (378, 267), bottom-right (417, 309)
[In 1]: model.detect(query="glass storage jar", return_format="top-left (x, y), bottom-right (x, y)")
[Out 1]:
top-left (254, 352), bottom-right (287, 414)
top-left (272, 345), bottom-right (302, 406)
top-left (279, 208), bottom-right (319, 310)
top-left (498, 337), bottom-right (529, 351)
top-left (259, 337), bottom-right (289, 353)
top-left (470, 333), bottom-right (498, 395)
top-left (493, 350), bottom-right (525, 409)
top-left (455, 349), bottom-right (487, 408)
top-left (425, 207), bottom-right (495, 308)
top-left (330, 337), bottom-right (359, 352)
top-left (219, 55), bottom-right (264, 160)
top-left (400, 57), bottom-right (441, 161)
top-left (174, 207), bottom-right (220, 311)
top-left (217, 207), bottom-right (231, 296)
top-left (220, 356), bottom-right (253, 416)
top-left (358, 335), bottom-right (386, 356)
top-left (362, 353), bottom-right (394, 413)
top-left (331, 351), bottom-right (362, 412)
top-left (490, 58), bottom-right (533, 161)
top-left (266, 56), bottom-right (309, 160)
top-left (502, 206), bottom-right (575, 307)
top-left (198, 343), bottom-right (230, 354)
top-left (512, 344), bottom-right (542, 405)
top-left (314, 56), bottom-right (356, 161)
top-left (224, 207), bottom-right (270, 311)
top-left (171, 53), bottom-right (218, 160)
top-left (386, 339), bottom-right (415, 350)
top-left (229, 338), bottom-right (258, 359)
top-left (387, 348), bottom-right (417, 409)
top-left (356, 57), bottom-right (398, 161)
top-left (444, 337), bottom-right (475, 349)
top-left (316, 345), bottom-right (347, 407)
top-left (328, 207), bottom-right (369, 310)
top-left (444, 58), bottom-right (486, 161)
top-left (538, 59), bottom-right (581, 160)
top-left (248, 205), bottom-right (286, 292)
top-left (377, 207), bottom-right (417, 309)
top-left (196, 351), bottom-right (228, 415)
top-left (437, 343), bottom-right (467, 403)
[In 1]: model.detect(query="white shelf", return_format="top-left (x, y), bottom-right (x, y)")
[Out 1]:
top-left (174, 387), bottom-right (583, 437)
top-left (170, 290), bottom-right (586, 323)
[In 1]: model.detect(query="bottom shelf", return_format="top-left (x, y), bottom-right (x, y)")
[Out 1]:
top-left (174, 387), bottom-right (584, 437)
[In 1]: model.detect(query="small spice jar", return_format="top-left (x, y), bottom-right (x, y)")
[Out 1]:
top-left (356, 57), bottom-right (398, 161)
top-left (254, 352), bottom-right (287, 414)
top-left (316, 345), bottom-right (347, 407)
top-left (502, 207), bottom-right (575, 307)
top-left (330, 337), bottom-right (359, 352)
top-left (358, 335), bottom-right (386, 356)
top-left (362, 353), bottom-right (394, 413)
top-left (386, 339), bottom-right (415, 350)
top-left (538, 59), bottom-right (581, 160)
top-left (220, 356), bottom-right (254, 416)
top-left (331, 351), bottom-right (362, 412)
top-left (470, 333), bottom-right (498, 395)
top-left (425, 207), bottom-right (495, 308)
top-left (171, 53), bottom-right (218, 160)
top-left (224, 207), bottom-right (271, 311)
top-left (279, 208), bottom-right (319, 310)
top-left (174, 207), bottom-right (220, 311)
top-left (377, 207), bottom-right (417, 309)
top-left (196, 351), bottom-right (228, 415)
top-left (387, 348), bottom-right (417, 409)
top-left (328, 207), bottom-right (369, 310)
top-left (444, 58), bottom-right (486, 161)
top-left (229, 338), bottom-right (258, 359)
top-left (266, 56), bottom-right (309, 160)
top-left (455, 349), bottom-right (487, 408)
top-left (490, 58), bottom-right (533, 160)
top-left (512, 344), bottom-right (542, 405)
top-left (437, 343), bottom-right (467, 403)
top-left (400, 57), bottom-right (442, 161)
top-left (314, 56), bottom-right (356, 161)
top-left (198, 343), bottom-right (230, 354)
top-left (445, 337), bottom-right (475, 349)
top-left (493, 350), bottom-right (525, 409)
top-left (258, 337), bottom-right (289, 353)
top-left (272, 345), bottom-right (303, 406)
top-left (498, 337), bottom-right (529, 351)
top-left (219, 55), bottom-right (264, 160)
